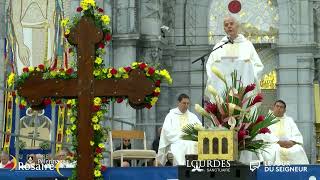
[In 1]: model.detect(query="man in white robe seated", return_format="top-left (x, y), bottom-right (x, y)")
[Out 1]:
top-left (157, 94), bottom-right (202, 166)
top-left (260, 100), bottom-right (309, 164)
top-left (206, 15), bottom-right (264, 97)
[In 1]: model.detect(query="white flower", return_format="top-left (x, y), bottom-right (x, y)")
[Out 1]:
top-left (195, 104), bottom-right (207, 115)
top-left (227, 117), bottom-right (236, 129)
top-left (207, 85), bottom-right (218, 97)
top-left (194, 124), bottom-right (204, 131)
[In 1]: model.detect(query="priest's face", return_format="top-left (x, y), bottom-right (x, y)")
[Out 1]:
top-left (223, 17), bottom-right (239, 39)
top-left (273, 102), bottom-right (286, 117)
top-left (1, 154), bottom-right (9, 165)
top-left (178, 98), bottom-right (190, 113)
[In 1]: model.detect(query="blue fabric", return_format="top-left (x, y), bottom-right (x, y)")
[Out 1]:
top-left (0, 167), bottom-right (177, 180)
top-left (8, 104), bottom-right (56, 163)
top-left (0, 165), bottom-right (319, 180)
top-left (257, 165), bottom-right (320, 180)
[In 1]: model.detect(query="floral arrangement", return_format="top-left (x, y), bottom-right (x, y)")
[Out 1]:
top-left (182, 67), bottom-right (278, 154)
top-left (7, 0), bottom-right (172, 179)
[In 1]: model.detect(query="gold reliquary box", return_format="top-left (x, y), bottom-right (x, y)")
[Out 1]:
top-left (198, 130), bottom-right (238, 160)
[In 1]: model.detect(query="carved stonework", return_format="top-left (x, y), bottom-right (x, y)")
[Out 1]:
top-left (289, 0), bottom-right (298, 42)
top-left (162, 0), bottom-right (175, 29)
top-left (139, 47), bottom-right (162, 64)
top-left (256, 47), bottom-right (277, 75)
top-left (113, 0), bottom-right (137, 33)
top-left (141, 0), bottom-right (162, 19)
top-left (314, 2), bottom-right (320, 25)
top-left (186, 0), bottom-right (196, 45)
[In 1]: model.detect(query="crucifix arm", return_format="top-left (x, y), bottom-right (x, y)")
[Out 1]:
top-left (18, 77), bottom-right (78, 107)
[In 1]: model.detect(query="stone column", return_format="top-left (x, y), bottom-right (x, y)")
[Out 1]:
top-left (276, 0), bottom-right (317, 162)
top-left (112, 0), bottom-right (139, 131)
top-left (0, 0), bottom-right (5, 147)
top-left (138, 0), bottom-right (163, 145)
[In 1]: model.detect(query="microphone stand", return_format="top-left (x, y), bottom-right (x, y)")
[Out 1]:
top-left (192, 40), bottom-right (231, 125)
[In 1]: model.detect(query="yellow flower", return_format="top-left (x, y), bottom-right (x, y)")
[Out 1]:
top-left (122, 74), bottom-right (129, 79)
top-left (90, 141), bottom-right (95, 146)
top-left (61, 18), bottom-right (69, 27)
top-left (80, 1), bottom-right (89, 10)
top-left (83, 0), bottom-right (96, 7)
top-left (7, 73), bottom-right (15, 87)
top-left (101, 15), bottom-right (110, 25)
top-left (94, 97), bottom-right (102, 106)
top-left (102, 68), bottom-right (108, 73)
top-left (94, 158), bottom-right (99, 163)
top-left (66, 129), bottom-right (71, 135)
top-left (98, 143), bottom-right (105, 148)
top-left (67, 110), bottom-right (72, 116)
top-left (93, 69), bottom-right (101, 76)
top-left (167, 76), bottom-right (173, 84)
top-left (159, 69), bottom-right (167, 76)
top-left (29, 66), bottom-right (35, 72)
top-left (131, 62), bottom-right (138, 67)
top-left (94, 169), bottom-right (101, 177)
top-left (70, 116), bottom-right (76, 123)
top-left (154, 87), bottom-right (160, 93)
top-left (107, 73), bottom-right (112, 78)
top-left (65, 29), bottom-right (70, 35)
top-left (71, 124), bottom-right (77, 131)
top-left (95, 57), bottom-right (103, 64)
top-left (21, 99), bottom-right (27, 106)
top-left (67, 99), bottom-right (72, 105)
top-left (36, 67), bottom-right (40, 71)
top-left (92, 116), bottom-right (99, 123)
top-left (118, 67), bottom-right (125, 73)
top-left (115, 73), bottom-right (121, 78)
top-left (159, 69), bottom-right (172, 84)
top-left (96, 111), bottom-right (103, 118)
top-left (150, 97), bottom-right (158, 106)
top-left (211, 66), bottom-right (226, 84)
top-left (93, 124), bottom-right (101, 130)
top-left (50, 71), bottom-right (57, 77)
top-left (71, 99), bottom-right (76, 105)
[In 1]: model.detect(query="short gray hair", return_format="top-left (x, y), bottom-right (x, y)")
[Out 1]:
top-left (223, 15), bottom-right (239, 25)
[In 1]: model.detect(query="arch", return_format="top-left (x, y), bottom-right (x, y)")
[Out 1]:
top-left (212, 138), bottom-right (219, 154)
top-left (203, 138), bottom-right (209, 154)
top-left (222, 137), bottom-right (228, 154)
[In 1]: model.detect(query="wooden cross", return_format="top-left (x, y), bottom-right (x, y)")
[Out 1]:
top-left (17, 17), bottom-right (155, 180)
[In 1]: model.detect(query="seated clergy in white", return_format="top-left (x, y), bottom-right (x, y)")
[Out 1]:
top-left (157, 94), bottom-right (202, 166)
top-left (260, 100), bottom-right (309, 164)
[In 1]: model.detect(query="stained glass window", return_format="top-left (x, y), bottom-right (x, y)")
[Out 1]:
top-left (208, 0), bottom-right (279, 44)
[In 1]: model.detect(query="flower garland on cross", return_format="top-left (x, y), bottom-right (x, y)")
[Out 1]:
top-left (6, 0), bottom-right (172, 179)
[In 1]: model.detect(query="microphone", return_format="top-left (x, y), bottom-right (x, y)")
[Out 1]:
top-left (227, 36), bottom-right (234, 44)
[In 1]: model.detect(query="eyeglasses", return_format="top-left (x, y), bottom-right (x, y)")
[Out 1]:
top-left (123, 139), bottom-right (130, 142)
